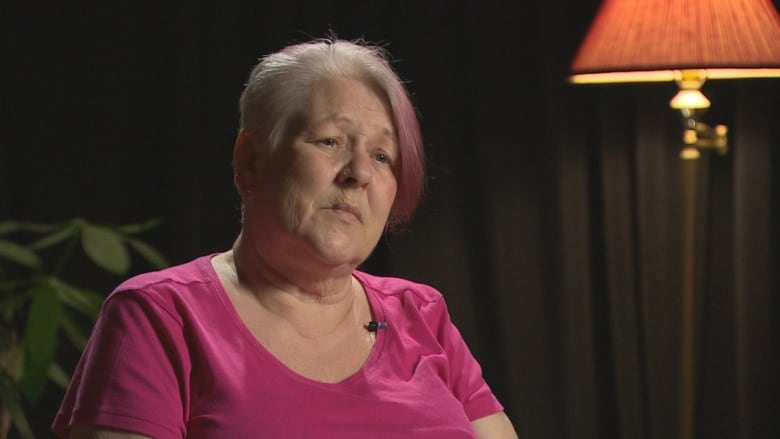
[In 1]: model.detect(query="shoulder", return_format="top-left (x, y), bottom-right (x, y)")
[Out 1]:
top-left (354, 270), bottom-right (444, 305)
top-left (107, 254), bottom-right (217, 301)
top-left (353, 270), bottom-right (451, 326)
top-left (100, 254), bottom-right (222, 324)
top-left (114, 254), bottom-right (216, 292)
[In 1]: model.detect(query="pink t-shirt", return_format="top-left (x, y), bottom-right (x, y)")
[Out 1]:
top-left (52, 255), bottom-right (503, 438)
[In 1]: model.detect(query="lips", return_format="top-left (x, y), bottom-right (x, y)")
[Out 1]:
top-left (331, 202), bottom-right (363, 223)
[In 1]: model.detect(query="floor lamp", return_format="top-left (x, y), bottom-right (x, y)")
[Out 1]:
top-left (567, 1), bottom-right (780, 438)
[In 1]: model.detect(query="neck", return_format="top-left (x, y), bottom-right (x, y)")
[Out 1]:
top-left (232, 231), bottom-right (356, 298)
top-left (224, 233), bottom-right (361, 335)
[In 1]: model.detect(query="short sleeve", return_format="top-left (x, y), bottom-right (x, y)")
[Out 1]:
top-left (424, 296), bottom-right (504, 421)
top-left (52, 290), bottom-right (190, 439)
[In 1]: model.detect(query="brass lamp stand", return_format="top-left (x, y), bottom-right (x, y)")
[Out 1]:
top-left (568, 1), bottom-right (780, 437)
top-left (673, 71), bottom-right (728, 438)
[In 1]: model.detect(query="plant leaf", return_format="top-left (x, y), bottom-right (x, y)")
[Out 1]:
top-left (21, 281), bottom-right (61, 403)
top-left (50, 278), bottom-right (103, 320)
top-left (0, 240), bottom-right (42, 270)
top-left (59, 308), bottom-right (89, 350)
top-left (126, 237), bottom-right (169, 269)
top-left (28, 224), bottom-right (78, 251)
top-left (0, 328), bottom-right (25, 380)
top-left (81, 224), bottom-right (130, 275)
top-left (0, 221), bottom-right (21, 236)
top-left (0, 279), bottom-right (30, 292)
top-left (0, 289), bottom-right (33, 324)
top-left (47, 361), bottom-right (70, 389)
top-left (114, 218), bottom-right (162, 234)
top-left (0, 372), bottom-right (35, 439)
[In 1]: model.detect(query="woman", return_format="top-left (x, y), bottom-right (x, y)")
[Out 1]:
top-left (53, 38), bottom-right (518, 438)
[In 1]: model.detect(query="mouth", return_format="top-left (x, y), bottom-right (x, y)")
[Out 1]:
top-left (330, 202), bottom-right (363, 223)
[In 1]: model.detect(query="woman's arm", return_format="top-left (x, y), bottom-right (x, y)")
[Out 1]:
top-left (471, 411), bottom-right (519, 439)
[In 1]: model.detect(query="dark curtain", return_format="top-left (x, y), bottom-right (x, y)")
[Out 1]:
top-left (1, 1), bottom-right (778, 438)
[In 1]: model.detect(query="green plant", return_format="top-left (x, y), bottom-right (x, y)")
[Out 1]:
top-left (0, 218), bottom-right (168, 438)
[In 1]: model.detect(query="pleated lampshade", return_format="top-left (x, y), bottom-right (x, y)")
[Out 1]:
top-left (569, 0), bottom-right (780, 83)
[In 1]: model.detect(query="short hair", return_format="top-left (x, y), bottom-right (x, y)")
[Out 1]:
top-left (239, 38), bottom-right (426, 229)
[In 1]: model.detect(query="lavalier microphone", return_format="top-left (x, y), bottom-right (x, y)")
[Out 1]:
top-left (366, 321), bottom-right (388, 332)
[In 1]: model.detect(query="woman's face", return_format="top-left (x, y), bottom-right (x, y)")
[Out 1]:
top-left (244, 76), bottom-right (398, 271)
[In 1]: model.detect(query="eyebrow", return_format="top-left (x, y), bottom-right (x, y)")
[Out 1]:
top-left (308, 116), bottom-right (397, 141)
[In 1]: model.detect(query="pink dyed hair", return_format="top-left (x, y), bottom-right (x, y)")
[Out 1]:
top-left (239, 38), bottom-right (426, 228)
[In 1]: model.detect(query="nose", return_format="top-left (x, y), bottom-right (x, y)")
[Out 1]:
top-left (336, 151), bottom-right (372, 186)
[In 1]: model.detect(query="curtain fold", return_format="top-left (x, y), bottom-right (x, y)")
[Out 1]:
top-left (557, 91), bottom-right (600, 439)
top-left (733, 83), bottom-right (774, 439)
top-left (598, 89), bottom-right (650, 439)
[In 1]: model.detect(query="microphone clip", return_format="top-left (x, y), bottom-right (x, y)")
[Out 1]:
top-left (366, 321), bottom-right (388, 332)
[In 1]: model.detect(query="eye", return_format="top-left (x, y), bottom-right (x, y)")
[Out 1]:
top-left (374, 152), bottom-right (394, 166)
top-left (319, 137), bottom-right (339, 148)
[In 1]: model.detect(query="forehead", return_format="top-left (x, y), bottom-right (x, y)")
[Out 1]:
top-left (304, 77), bottom-right (396, 135)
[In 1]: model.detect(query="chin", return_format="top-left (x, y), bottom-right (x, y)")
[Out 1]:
top-left (314, 249), bottom-right (367, 270)
top-left (306, 235), bottom-right (368, 267)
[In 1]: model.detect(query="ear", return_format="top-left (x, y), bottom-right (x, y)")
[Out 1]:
top-left (232, 129), bottom-right (257, 193)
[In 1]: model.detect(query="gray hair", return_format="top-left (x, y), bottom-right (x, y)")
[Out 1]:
top-left (241, 39), bottom-right (391, 150)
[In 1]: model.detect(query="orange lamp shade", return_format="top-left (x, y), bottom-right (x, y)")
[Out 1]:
top-left (569, 0), bottom-right (780, 83)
